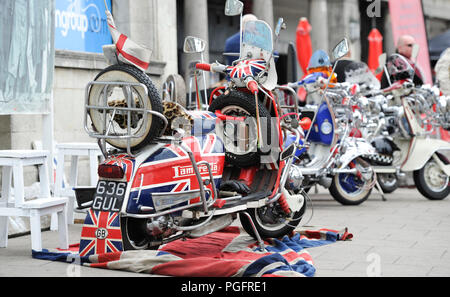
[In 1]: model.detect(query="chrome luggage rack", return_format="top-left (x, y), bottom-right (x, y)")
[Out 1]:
top-left (83, 80), bottom-right (217, 218)
top-left (84, 80), bottom-right (168, 157)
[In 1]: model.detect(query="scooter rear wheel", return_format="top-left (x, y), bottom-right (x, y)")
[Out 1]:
top-left (88, 64), bottom-right (164, 151)
top-left (329, 158), bottom-right (373, 205)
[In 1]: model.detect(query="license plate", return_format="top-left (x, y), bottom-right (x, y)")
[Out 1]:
top-left (92, 180), bottom-right (127, 212)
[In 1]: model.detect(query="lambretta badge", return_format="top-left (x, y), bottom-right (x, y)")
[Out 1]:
top-left (95, 228), bottom-right (108, 240)
top-left (173, 163), bottom-right (218, 178)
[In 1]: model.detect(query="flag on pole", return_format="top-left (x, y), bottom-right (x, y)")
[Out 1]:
top-left (105, 10), bottom-right (152, 72)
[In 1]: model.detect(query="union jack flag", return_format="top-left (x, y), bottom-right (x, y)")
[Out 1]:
top-left (79, 209), bottom-right (123, 257)
top-left (226, 59), bottom-right (267, 80)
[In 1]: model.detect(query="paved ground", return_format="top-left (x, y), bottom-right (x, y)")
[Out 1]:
top-left (0, 187), bottom-right (449, 277)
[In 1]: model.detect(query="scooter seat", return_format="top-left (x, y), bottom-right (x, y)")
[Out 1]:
top-left (186, 110), bottom-right (217, 135)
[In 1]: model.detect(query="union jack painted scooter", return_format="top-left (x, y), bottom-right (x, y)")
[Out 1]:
top-left (74, 0), bottom-right (306, 255)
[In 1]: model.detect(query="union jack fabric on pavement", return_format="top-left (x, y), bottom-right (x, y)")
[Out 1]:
top-left (32, 226), bottom-right (352, 277)
top-left (226, 59), bottom-right (267, 80)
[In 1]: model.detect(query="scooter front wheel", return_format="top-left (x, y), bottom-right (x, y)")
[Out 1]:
top-left (88, 64), bottom-right (164, 151)
top-left (413, 154), bottom-right (450, 200)
top-left (329, 158), bottom-right (373, 205)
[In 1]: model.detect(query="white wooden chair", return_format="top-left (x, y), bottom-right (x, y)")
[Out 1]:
top-left (0, 150), bottom-right (68, 251)
top-left (51, 142), bottom-right (102, 230)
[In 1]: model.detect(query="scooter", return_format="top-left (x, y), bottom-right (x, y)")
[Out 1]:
top-left (279, 43), bottom-right (377, 206)
top-left (74, 0), bottom-right (306, 255)
top-left (361, 54), bottom-right (450, 200)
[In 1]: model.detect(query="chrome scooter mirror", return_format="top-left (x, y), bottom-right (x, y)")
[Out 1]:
top-left (375, 53), bottom-right (386, 75)
top-left (281, 143), bottom-right (296, 161)
top-left (183, 36), bottom-right (206, 54)
top-left (224, 0), bottom-right (243, 16)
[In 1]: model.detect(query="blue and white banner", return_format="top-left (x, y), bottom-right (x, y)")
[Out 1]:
top-left (55, 0), bottom-right (112, 53)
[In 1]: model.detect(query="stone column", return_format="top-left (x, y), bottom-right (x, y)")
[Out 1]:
top-left (252, 0), bottom-right (274, 30)
top-left (384, 13), bottom-right (395, 55)
top-left (183, 0), bottom-right (209, 88)
top-left (309, 0), bottom-right (328, 52)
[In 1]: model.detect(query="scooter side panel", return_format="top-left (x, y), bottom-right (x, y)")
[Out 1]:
top-left (338, 138), bottom-right (376, 169)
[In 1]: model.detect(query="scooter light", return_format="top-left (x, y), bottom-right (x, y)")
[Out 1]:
top-left (320, 121), bottom-right (333, 135)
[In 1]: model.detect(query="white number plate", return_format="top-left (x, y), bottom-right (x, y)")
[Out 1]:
top-left (92, 181), bottom-right (127, 212)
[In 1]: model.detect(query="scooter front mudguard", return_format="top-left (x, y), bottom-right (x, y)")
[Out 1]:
top-left (338, 137), bottom-right (376, 169)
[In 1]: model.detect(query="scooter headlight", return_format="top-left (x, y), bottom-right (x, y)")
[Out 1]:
top-left (286, 165), bottom-right (304, 191)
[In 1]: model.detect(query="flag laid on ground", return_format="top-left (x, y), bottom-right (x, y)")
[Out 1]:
top-left (226, 59), bottom-right (267, 80)
top-left (32, 226), bottom-right (352, 277)
top-left (105, 10), bottom-right (152, 72)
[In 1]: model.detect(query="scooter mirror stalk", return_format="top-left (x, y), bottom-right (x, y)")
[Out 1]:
top-left (224, 0), bottom-right (244, 16)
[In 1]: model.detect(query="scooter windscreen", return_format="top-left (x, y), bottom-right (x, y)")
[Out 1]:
top-left (241, 20), bottom-right (273, 61)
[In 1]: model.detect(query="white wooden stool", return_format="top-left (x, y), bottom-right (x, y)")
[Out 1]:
top-left (52, 143), bottom-right (102, 229)
top-left (0, 150), bottom-right (68, 252)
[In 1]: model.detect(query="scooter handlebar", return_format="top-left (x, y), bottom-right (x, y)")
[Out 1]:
top-left (195, 63), bottom-right (211, 71)
top-left (196, 62), bottom-right (228, 73)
